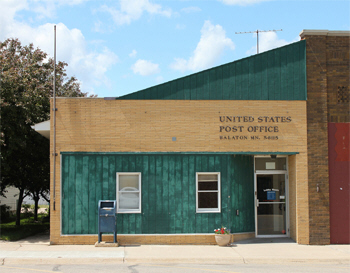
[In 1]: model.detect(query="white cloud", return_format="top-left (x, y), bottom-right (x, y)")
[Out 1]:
top-left (156, 76), bottom-right (164, 83)
top-left (218, 0), bottom-right (270, 6)
top-left (92, 20), bottom-right (104, 33)
top-left (131, 59), bottom-right (160, 76)
top-left (0, 0), bottom-right (29, 32)
top-left (170, 20), bottom-right (235, 72)
top-left (181, 6), bottom-right (201, 13)
top-left (129, 49), bottom-right (137, 58)
top-left (0, 1), bottom-right (119, 96)
top-left (176, 24), bottom-right (186, 30)
top-left (28, 0), bottom-right (90, 19)
top-left (99, 0), bottom-right (172, 26)
top-left (246, 32), bottom-right (298, 55)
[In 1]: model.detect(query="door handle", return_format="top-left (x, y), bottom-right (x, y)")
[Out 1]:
top-left (256, 199), bottom-right (259, 207)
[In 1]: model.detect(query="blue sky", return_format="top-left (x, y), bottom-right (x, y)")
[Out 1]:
top-left (1, 0), bottom-right (349, 97)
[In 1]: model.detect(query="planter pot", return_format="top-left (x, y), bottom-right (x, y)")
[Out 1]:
top-left (215, 234), bottom-right (231, 246)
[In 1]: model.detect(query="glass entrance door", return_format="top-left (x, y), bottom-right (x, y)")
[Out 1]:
top-left (256, 173), bottom-right (288, 236)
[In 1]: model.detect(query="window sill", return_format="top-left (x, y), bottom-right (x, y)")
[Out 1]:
top-left (117, 210), bottom-right (141, 214)
top-left (196, 209), bottom-right (221, 213)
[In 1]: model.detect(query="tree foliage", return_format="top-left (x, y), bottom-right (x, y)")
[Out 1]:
top-left (0, 38), bottom-right (89, 224)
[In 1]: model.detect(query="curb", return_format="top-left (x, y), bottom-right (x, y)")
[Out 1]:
top-left (2, 256), bottom-right (350, 265)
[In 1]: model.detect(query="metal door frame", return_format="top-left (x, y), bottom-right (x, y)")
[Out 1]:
top-left (254, 156), bottom-right (289, 238)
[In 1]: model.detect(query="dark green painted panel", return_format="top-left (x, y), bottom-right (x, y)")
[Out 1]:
top-left (299, 41), bottom-right (307, 100)
top-left (75, 156), bottom-right (82, 234)
top-left (174, 156), bottom-right (183, 233)
top-left (235, 61), bottom-right (242, 100)
top-left (148, 155), bottom-right (156, 233)
top-left (187, 155), bottom-right (196, 233)
top-left (61, 153), bottom-right (255, 235)
top-left (102, 157), bottom-right (109, 201)
top-left (229, 155), bottom-right (255, 233)
top-left (88, 156), bottom-right (97, 233)
top-left (266, 50), bottom-right (276, 100)
top-left (246, 55), bottom-right (261, 100)
top-left (219, 155), bottom-right (228, 229)
top-left (260, 54), bottom-right (268, 100)
top-left (117, 40), bottom-right (306, 101)
top-left (183, 77), bottom-right (190, 100)
top-left (190, 74), bottom-right (197, 100)
top-left (135, 155), bottom-right (143, 234)
top-left (182, 156), bottom-right (189, 233)
top-left (168, 155), bottom-right (176, 233)
top-left (68, 156), bottom-right (76, 233)
top-left (141, 155), bottom-right (149, 233)
top-left (222, 63), bottom-right (231, 100)
top-left (274, 48), bottom-right (282, 100)
top-left (155, 155), bottom-right (165, 233)
top-left (160, 155), bottom-right (169, 233)
top-left (200, 71), bottom-right (210, 100)
top-left (82, 156), bottom-right (89, 234)
top-left (194, 156), bottom-right (202, 233)
top-left (169, 81), bottom-right (177, 100)
top-left (280, 46), bottom-right (288, 100)
top-left (62, 156), bottom-right (69, 234)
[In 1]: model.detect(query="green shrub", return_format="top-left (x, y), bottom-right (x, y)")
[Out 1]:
top-left (0, 215), bottom-right (49, 241)
top-left (21, 203), bottom-right (33, 217)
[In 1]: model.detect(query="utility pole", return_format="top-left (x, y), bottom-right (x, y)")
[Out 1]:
top-left (235, 29), bottom-right (282, 54)
top-left (53, 25), bottom-right (57, 211)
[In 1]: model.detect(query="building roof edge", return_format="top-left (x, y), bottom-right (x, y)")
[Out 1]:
top-left (300, 29), bottom-right (350, 38)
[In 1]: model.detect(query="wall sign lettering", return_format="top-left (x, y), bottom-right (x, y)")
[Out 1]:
top-left (219, 116), bottom-right (292, 141)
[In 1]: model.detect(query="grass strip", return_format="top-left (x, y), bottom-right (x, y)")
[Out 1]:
top-left (0, 215), bottom-right (49, 241)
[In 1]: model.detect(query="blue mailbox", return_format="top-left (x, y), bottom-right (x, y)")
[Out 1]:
top-left (98, 200), bottom-right (117, 243)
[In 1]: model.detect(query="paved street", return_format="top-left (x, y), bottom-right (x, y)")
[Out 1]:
top-left (1, 263), bottom-right (350, 273)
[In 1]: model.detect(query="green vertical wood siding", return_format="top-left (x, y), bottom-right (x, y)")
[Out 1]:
top-left (117, 40), bottom-right (306, 101)
top-left (61, 153), bottom-right (254, 235)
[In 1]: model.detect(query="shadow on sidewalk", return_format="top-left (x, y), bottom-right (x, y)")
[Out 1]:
top-left (16, 229), bottom-right (50, 244)
top-left (236, 237), bottom-right (296, 244)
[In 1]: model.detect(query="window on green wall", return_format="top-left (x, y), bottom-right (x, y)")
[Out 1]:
top-left (116, 172), bottom-right (141, 213)
top-left (196, 172), bottom-right (221, 213)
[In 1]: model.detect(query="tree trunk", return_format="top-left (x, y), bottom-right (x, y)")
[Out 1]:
top-left (41, 191), bottom-right (50, 203)
top-left (34, 195), bottom-right (39, 221)
top-left (41, 191), bottom-right (50, 217)
top-left (15, 188), bottom-right (25, 226)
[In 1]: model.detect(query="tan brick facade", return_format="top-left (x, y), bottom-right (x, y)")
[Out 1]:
top-left (47, 30), bottom-right (350, 245)
top-left (300, 30), bottom-right (350, 245)
top-left (50, 32), bottom-right (350, 246)
top-left (50, 99), bottom-right (308, 245)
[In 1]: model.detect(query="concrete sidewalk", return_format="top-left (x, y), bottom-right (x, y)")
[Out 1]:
top-left (0, 234), bottom-right (349, 265)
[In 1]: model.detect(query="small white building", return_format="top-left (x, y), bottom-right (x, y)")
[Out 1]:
top-left (0, 186), bottom-right (19, 212)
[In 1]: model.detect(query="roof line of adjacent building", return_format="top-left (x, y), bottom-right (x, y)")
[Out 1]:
top-left (300, 29), bottom-right (350, 38)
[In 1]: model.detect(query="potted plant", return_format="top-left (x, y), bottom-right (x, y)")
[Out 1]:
top-left (214, 226), bottom-right (231, 246)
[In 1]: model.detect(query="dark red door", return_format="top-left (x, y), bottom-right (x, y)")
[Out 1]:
top-left (328, 123), bottom-right (350, 244)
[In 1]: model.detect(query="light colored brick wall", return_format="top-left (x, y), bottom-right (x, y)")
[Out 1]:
top-left (50, 99), bottom-right (308, 244)
top-left (288, 155), bottom-right (297, 242)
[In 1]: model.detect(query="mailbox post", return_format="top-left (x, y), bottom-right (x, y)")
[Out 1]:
top-left (98, 200), bottom-right (117, 243)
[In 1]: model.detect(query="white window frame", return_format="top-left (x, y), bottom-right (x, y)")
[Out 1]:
top-left (116, 172), bottom-right (141, 214)
top-left (196, 172), bottom-right (221, 213)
